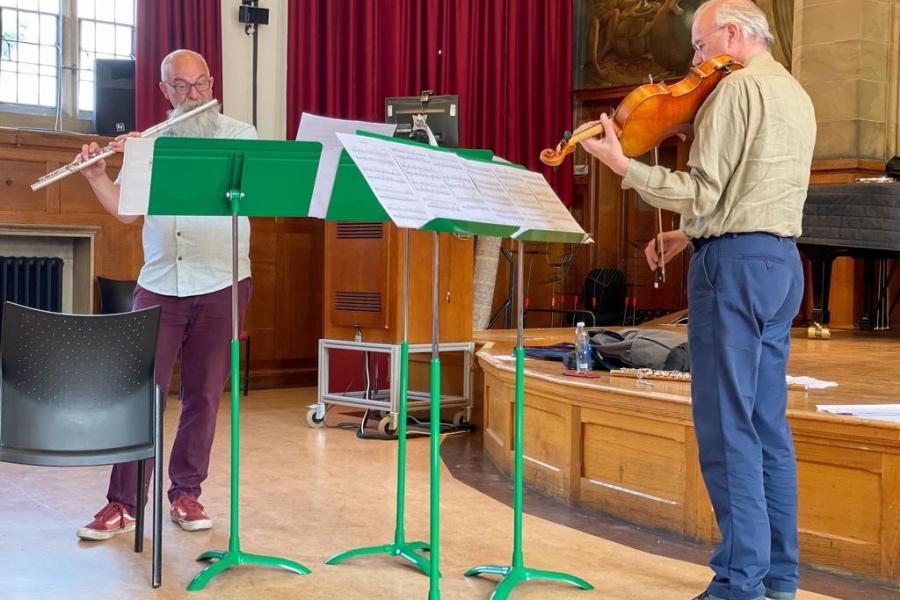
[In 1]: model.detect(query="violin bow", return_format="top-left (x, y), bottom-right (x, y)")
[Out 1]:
top-left (647, 74), bottom-right (666, 289)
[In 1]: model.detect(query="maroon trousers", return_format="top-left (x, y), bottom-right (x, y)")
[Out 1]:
top-left (107, 279), bottom-right (252, 513)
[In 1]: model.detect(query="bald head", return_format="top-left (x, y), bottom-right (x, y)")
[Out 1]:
top-left (158, 49), bottom-right (215, 108)
top-left (160, 49), bottom-right (209, 81)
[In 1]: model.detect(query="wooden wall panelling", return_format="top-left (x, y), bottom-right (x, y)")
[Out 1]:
top-left (568, 87), bottom-right (690, 322)
top-left (795, 440), bottom-right (883, 574)
top-left (521, 389), bottom-right (571, 498)
top-left (0, 129), bottom-right (325, 389)
top-left (882, 454), bottom-right (900, 579)
top-left (579, 406), bottom-right (687, 533)
top-left (246, 216), bottom-right (323, 388)
top-left (324, 223), bottom-right (473, 344)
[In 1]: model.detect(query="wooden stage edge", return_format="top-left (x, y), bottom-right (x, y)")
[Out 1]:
top-left (473, 325), bottom-right (900, 584)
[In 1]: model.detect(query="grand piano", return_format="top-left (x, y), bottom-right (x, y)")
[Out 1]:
top-left (798, 181), bottom-right (900, 330)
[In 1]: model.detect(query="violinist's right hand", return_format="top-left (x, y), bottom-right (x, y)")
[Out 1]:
top-left (645, 230), bottom-right (690, 271)
top-left (75, 142), bottom-right (107, 181)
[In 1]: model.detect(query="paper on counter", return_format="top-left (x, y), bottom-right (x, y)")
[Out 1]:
top-left (816, 403), bottom-right (900, 423)
top-left (296, 113), bottom-right (397, 218)
top-left (786, 375), bottom-right (838, 390)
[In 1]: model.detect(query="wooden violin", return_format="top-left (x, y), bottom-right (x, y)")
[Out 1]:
top-left (539, 54), bottom-right (743, 166)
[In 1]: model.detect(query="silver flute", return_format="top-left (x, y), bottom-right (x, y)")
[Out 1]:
top-left (31, 99), bottom-right (219, 192)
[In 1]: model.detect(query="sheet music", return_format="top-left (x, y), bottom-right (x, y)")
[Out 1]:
top-left (335, 133), bottom-right (587, 239)
top-left (118, 137), bottom-right (154, 216)
top-left (461, 159), bottom-right (542, 230)
top-left (397, 146), bottom-right (511, 226)
top-left (334, 133), bottom-right (432, 228)
top-left (521, 170), bottom-right (586, 234)
top-left (296, 113), bottom-right (397, 218)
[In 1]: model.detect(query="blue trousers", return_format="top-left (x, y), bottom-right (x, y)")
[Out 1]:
top-left (688, 233), bottom-right (804, 600)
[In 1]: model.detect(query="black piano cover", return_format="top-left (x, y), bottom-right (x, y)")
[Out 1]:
top-left (800, 182), bottom-right (900, 252)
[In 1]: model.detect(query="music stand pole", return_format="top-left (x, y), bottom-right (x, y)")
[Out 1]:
top-left (427, 231), bottom-right (444, 599)
top-left (187, 190), bottom-right (311, 590)
top-left (464, 240), bottom-right (593, 599)
top-left (326, 228), bottom-right (432, 574)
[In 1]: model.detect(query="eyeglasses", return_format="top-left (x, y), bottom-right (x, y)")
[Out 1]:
top-left (163, 78), bottom-right (212, 94)
top-left (692, 25), bottom-right (726, 53)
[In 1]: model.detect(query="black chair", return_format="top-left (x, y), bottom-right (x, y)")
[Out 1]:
top-left (0, 302), bottom-right (164, 587)
top-left (581, 268), bottom-right (626, 325)
top-left (97, 276), bottom-right (137, 314)
top-left (97, 276), bottom-right (252, 395)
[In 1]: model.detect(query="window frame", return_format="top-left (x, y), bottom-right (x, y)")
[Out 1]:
top-left (0, 0), bottom-right (135, 132)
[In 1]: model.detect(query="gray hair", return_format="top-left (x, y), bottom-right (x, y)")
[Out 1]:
top-left (696, 0), bottom-right (775, 48)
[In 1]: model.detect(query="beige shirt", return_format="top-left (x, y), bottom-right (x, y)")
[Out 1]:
top-left (621, 51), bottom-right (816, 239)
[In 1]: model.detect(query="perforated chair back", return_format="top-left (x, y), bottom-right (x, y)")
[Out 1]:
top-left (97, 276), bottom-right (137, 314)
top-left (0, 302), bottom-right (161, 467)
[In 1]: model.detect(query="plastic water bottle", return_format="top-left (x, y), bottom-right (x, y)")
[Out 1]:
top-left (574, 321), bottom-right (592, 372)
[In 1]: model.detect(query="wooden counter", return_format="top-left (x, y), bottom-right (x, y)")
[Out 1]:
top-left (475, 326), bottom-right (900, 582)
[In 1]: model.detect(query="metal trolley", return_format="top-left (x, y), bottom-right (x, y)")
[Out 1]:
top-left (309, 338), bottom-right (474, 435)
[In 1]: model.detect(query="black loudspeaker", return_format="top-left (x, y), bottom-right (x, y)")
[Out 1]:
top-left (93, 59), bottom-right (135, 136)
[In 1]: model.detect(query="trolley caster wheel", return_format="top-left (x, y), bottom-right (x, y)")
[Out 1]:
top-left (452, 410), bottom-right (469, 428)
top-left (306, 407), bottom-right (325, 428)
top-left (377, 415), bottom-right (397, 436)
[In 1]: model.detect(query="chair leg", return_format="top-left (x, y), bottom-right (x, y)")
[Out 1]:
top-left (135, 459), bottom-right (146, 553)
top-left (152, 385), bottom-right (163, 588)
top-left (243, 335), bottom-right (251, 396)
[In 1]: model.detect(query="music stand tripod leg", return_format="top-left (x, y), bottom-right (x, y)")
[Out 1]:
top-left (464, 240), bottom-right (594, 599)
top-left (188, 190), bottom-right (311, 591)
top-left (326, 229), bottom-right (433, 576)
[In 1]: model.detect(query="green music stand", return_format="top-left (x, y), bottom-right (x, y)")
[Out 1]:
top-left (141, 137), bottom-right (322, 590)
top-left (322, 132), bottom-right (590, 599)
top-left (323, 138), bottom-right (517, 599)
top-left (463, 233), bottom-right (593, 600)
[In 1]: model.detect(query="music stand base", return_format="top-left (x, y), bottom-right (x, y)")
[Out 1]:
top-left (326, 541), bottom-right (432, 575)
top-left (464, 564), bottom-right (593, 600)
top-left (187, 549), bottom-right (310, 591)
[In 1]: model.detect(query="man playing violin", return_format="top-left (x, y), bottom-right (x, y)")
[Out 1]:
top-left (74, 49), bottom-right (255, 541)
top-left (580, 1), bottom-right (815, 599)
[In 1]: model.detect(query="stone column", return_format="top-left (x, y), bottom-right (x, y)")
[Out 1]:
top-left (792, 0), bottom-right (900, 161)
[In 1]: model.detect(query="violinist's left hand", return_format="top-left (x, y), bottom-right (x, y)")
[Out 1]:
top-left (579, 113), bottom-right (630, 177)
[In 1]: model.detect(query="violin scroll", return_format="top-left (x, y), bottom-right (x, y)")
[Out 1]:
top-left (539, 131), bottom-right (574, 167)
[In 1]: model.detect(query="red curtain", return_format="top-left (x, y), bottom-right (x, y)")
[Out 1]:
top-left (134, 0), bottom-right (223, 129)
top-left (286, 0), bottom-right (574, 202)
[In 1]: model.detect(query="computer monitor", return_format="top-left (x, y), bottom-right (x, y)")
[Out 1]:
top-left (384, 94), bottom-right (459, 148)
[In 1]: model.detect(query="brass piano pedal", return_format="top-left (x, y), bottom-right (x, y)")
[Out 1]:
top-left (807, 322), bottom-right (832, 339)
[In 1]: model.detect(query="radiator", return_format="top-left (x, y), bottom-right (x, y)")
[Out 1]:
top-left (0, 257), bottom-right (63, 315)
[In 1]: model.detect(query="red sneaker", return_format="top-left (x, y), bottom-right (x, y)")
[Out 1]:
top-left (170, 496), bottom-right (212, 531)
top-left (77, 502), bottom-right (135, 541)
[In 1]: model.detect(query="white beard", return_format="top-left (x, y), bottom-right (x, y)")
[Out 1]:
top-left (164, 99), bottom-right (221, 137)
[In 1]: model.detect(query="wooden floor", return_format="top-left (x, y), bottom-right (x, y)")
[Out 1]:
top-left (0, 387), bottom-right (871, 600)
